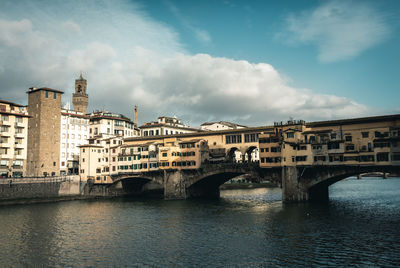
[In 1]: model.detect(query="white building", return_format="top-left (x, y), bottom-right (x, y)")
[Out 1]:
top-left (60, 107), bottom-right (90, 175)
top-left (200, 121), bottom-right (246, 131)
top-left (140, 116), bottom-right (199, 136)
top-left (0, 100), bottom-right (29, 177)
top-left (79, 135), bottom-right (123, 183)
top-left (89, 111), bottom-right (139, 138)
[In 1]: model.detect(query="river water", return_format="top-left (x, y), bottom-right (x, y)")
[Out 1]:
top-left (0, 177), bottom-right (399, 267)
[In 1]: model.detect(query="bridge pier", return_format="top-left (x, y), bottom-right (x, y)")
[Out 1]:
top-left (281, 166), bottom-right (329, 202)
top-left (163, 170), bottom-right (187, 200)
top-left (282, 166), bottom-right (309, 202)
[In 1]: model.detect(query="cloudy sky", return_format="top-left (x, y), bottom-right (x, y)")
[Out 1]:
top-left (0, 0), bottom-right (399, 127)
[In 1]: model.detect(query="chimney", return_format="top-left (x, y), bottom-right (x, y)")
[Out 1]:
top-left (134, 105), bottom-right (138, 127)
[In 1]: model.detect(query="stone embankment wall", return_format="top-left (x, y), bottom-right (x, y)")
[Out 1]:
top-left (0, 175), bottom-right (81, 202)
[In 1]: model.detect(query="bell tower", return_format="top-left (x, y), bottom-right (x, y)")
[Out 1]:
top-left (72, 73), bottom-right (88, 114)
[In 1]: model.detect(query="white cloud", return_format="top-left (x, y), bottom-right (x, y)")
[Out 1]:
top-left (281, 0), bottom-right (390, 62)
top-left (0, 0), bottom-right (369, 127)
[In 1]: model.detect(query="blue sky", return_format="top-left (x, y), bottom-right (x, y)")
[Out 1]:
top-left (0, 0), bottom-right (399, 126)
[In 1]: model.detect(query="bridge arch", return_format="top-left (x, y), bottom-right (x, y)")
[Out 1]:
top-left (111, 176), bottom-right (153, 195)
top-left (245, 146), bottom-right (258, 163)
top-left (226, 147), bottom-right (242, 163)
top-left (283, 165), bottom-right (400, 202)
top-left (184, 163), bottom-right (271, 198)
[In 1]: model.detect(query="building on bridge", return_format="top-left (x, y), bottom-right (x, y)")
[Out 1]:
top-left (78, 136), bottom-right (210, 183)
top-left (0, 100), bottom-right (29, 177)
top-left (158, 138), bottom-right (209, 169)
top-left (259, 115), bottom-right (400, 168)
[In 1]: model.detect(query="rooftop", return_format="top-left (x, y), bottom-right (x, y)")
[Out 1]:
top-left (27, 87), bottom-right (64, 94)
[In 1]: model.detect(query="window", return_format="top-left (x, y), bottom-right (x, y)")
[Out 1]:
top-left (345, 144), bottom-right (355, 151)
top-left (286, 132), bottom-right (294, 139)
top-left (1, 115), bottom-right (8, 121)
top-left (330, 133), bottom-right (337, 139)
top-left (244, 133), bottom-right (258, 143)
top-left (226, 134), bottom-right (242, 144)
top-left (45, 91), bottom-right (49, 98)
top-left (345, 136), bottom-right (352, 142)
top-left (328, 142), bottom-right (340, 150)
top-left (53, 92), bottom-right (57, 99)
top-left (362, 132), bottom-right (369, 138)
top-left (82, 158), bottom-right (85, 162)
top-left (377, 153), bottom-right (388, 162)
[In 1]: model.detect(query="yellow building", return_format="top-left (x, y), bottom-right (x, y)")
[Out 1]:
top-left (0, 100), bottom-right (30, 177)
top-left (158, 138), bottom-right (209, 170)
top-left (259, 115), bottom-right (400, 168)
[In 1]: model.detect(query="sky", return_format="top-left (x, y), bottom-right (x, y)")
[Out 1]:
top-left (0, 0), bottom-right (399, 127)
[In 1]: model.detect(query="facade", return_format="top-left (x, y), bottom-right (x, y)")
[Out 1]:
top-left (0, 100), bottom-right (29, 177)
top-left (259, 116), bottom-right (400, 168)
top-left (79, 135), bottom-right (123, 183)
top-left (200, 121), bottom-right (246, 131)
top-left (89, 111), bottom-right (139, 138)
top-left (26, 87), bottom-right (63, 176)
top-left (140, 116), bottom-right (199, 136)
top-left (158, 138), bottom-right (209, 169)
top-left (60, 108), bottom-right (90, 174)
top-left (72, 74), bottom-right (89, 114)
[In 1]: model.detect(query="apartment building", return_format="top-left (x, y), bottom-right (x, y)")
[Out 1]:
top-left (0, 100), bottom-right (29, 177)
top-left (79, 135), bottom-right (123, 183)
top-left (60, 108), bottom-right (90, 174)
top-left (89, 111), bottom-right (139, 138)
top-left (140, 116), bottom-right (199, 136)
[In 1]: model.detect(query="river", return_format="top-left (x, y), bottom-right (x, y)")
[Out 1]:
top-left (0, 177), bottom-right (399, 267)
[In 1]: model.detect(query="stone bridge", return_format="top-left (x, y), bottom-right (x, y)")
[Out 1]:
top-left (99, 164), bottom-right (400, 202)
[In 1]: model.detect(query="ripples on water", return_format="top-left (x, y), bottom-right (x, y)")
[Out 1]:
top-left (0, 177), bottom-right (399, 267)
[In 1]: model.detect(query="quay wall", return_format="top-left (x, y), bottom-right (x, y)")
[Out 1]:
top-left (0, 175), bottom-right (81, 203)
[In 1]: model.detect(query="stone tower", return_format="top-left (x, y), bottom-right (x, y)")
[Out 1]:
top-left (26, 87), bottom-right (63, 176)
top-left (72, 73), bottom-right (88, 114)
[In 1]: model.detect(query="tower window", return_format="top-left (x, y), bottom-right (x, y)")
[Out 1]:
top-left (45, 91), bottom-right (49, 98)
top-left (53, 92), bottom-right (57, 99)
top-left (78, 85), bottom-right (82, 93)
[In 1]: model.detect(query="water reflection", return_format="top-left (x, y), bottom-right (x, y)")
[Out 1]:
top-left (0, 177), bottom-right (399, 267)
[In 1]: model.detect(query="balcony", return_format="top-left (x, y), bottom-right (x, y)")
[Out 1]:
top-left (14, 143), bottom-right (24, 149)
top-left (15, 122), bottom-right (25, 128)
top-left (1, 131), bottom-right (11, 137)
top-left (0, 120), bottom-right (11, 126)
top-left (15, 155), bottom-right (25, 160)
top-left (15, 132), bottom-right (25, 138)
